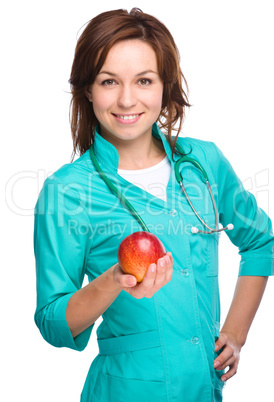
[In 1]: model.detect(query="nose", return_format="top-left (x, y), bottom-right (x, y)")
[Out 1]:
top-left (117, 85), bottom-right (137, 108)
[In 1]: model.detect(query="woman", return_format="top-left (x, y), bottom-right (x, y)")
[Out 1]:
top-left (34, 8), bottom-right (274, 402)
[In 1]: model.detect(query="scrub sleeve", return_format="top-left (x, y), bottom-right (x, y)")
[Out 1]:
top-left (210, 142), bottom-right (274, 276)
top-left (34, 177), bottom-right (94, 351)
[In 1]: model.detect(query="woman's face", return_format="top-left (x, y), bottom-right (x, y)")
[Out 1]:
top-left (88, 39), bottom-right (164, 144)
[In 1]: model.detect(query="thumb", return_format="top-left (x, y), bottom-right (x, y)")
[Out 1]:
top-left (123, 275), bottom-right (137, 287)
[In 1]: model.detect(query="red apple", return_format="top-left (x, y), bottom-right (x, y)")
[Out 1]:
top-left (118, 231), bottom-right (166, 283)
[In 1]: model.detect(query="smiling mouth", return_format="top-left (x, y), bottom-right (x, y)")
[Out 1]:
top-left (112, 113), bottom-right (143, 120)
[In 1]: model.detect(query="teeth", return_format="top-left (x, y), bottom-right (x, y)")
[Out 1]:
top-left (116, 114), bottom-right (140, 120)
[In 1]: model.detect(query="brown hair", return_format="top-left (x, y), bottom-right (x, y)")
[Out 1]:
top-left (69, 8), bottom-right (191, 161)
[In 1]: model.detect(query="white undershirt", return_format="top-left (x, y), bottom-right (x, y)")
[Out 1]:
top-left (118, 156), bottom-right (171, 202)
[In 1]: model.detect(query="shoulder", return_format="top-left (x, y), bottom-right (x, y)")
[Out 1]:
top-left (47, 149), bottom-right (95, 185)
top-left (35, 149), bottom-right (96, 210)
top-left (175, 135), bottom-right (236, 192)
top-left (41, 149), bottom-right (97, 193)
top-left (175, 135), bottom-right (232, 184)
top-left (176, 135), bottom-right (220, 162)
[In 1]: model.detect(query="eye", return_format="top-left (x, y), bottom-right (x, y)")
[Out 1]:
top-left (138, 78), bottom-right (152, 86)
top-left (101, 79), bottom-right (116, 86)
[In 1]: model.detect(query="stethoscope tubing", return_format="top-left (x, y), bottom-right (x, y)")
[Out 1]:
top-left (180, 179), bottom-right (233, 234)
top-left (89, 142), bottom-right (234, 235)
top-left (90, 144), bottom-right (150, 232)
top-left (179, 180), bottom-right (218, 233)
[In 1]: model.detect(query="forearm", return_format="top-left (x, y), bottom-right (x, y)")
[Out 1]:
top-left (221, 276), bottom-right (268, 347)
top-left (66, 265), bottom-right (122, 338)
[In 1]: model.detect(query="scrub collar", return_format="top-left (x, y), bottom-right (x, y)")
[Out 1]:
top-left (93, 122), bottom-right (174, 172)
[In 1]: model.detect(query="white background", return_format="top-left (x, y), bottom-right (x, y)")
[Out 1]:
top-left (2, 0), bottom-right (274, 401)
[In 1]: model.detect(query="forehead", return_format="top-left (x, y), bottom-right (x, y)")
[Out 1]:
top-left (101, 39), bottom-right (158, 71)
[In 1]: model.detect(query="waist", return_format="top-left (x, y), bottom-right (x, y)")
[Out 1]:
top-left (97, 330), bottom-right (161, 355)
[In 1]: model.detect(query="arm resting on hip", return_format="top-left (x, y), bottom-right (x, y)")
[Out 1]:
top-left (221, 275), bottom-right (268, 347)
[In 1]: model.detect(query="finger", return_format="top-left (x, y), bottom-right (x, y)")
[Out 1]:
top-left (139, 263), bottom-right (157, 291)
top-left (165, 252), bottom-right (173, 281)
top-left (166, 252), bottom-right (173, 268)
top-left (113, 264), bottom-right (136, 288)
top-left (154, 256), bottom-right (168, 287)
top-left (125, 264), bottom-right (156, 298)
top-left (220, 362), bottom-right (238, 382)
top-left (214, 354), bottom-right (236, 371)
top-left (166, 251), bottom-right (173, 263)
top-left (122, 274), bottom-right (137, 288)
top-left (214, 333), bottom-right (228, 352)
top-left (214, 345), bottom-right (234, 369)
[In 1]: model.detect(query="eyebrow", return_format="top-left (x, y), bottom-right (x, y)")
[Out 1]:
top-left (98, 70), bottom-right (158, 77)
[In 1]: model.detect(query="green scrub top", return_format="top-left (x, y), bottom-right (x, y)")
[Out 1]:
top-left (34, 122), bottom-right (274, 401)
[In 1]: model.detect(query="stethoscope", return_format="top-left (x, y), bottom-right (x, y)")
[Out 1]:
top-left (89, 142), bottom-right (234, 235)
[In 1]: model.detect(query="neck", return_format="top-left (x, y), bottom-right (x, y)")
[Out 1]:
top-left (100, 127), bottom-right (166, 170)
top-left (118, 137), bottom-right (165, 170)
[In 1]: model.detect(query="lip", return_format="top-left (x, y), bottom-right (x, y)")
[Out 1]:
top-left (112, 112), bottom-right (143, 125)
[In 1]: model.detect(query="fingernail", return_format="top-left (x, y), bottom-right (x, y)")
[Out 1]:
top-left (222, 376), bottom-right (227, 382)
top-left (159, 259), bottom-right (165, 267)
top-left (127, 277), bottom-right (136, 285)
top-left (215, 345), bottom-right (219, 351)
top-left (214, 361), bottom-right (220, 368)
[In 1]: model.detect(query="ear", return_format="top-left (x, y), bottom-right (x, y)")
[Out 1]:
top-left (85, 87), bottom-right (93, 102)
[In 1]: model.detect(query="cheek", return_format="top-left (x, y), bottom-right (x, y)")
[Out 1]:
top-left (92, 91), bottom-right (113, 113)
top-left (145, 90), bottom-right (163, 111)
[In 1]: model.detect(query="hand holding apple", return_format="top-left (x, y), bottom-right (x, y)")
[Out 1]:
top-left (118, 231), bottom-right (166, 283)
